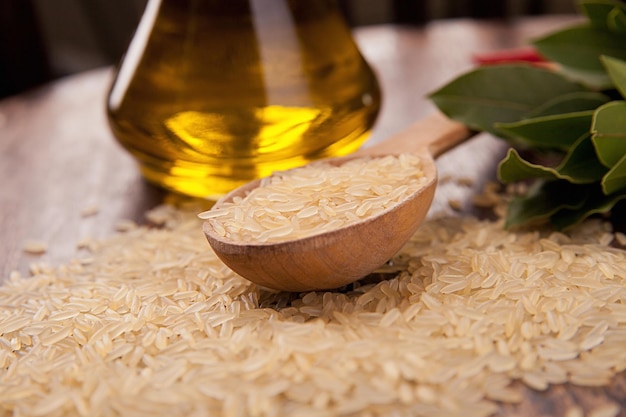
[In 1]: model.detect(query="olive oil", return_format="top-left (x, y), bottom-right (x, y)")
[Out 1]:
top-left (107, 0), bottom-right (381, 198)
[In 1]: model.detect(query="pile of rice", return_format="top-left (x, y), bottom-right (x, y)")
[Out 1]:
top-left (2, 202), bottom-right (626, 417)
top-left (200, 154), bottom-right (428, 243)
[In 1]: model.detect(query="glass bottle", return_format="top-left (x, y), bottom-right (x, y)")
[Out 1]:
top-left (107, 0), bottom-right (381, 199)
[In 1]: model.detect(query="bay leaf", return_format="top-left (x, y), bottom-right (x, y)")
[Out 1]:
top-left (556, 133), bottom-right (609, 182)
top-left (533, 24), bottom-right (626, 72)
top-left (498, 149), bottom-right (564, 183)
top-left (430, 6), bottom-right (626, 231)
top-left (429, 65), bottom-right (589, 133)
top-left (550, 185), bottom-right (626, 229)
top-left (557, 66), bottom-right (613, 89)
top-left (591, 101), bottom-right (626, 167)
top-left (495, 110), bottom-right (594, 150)
top-left (601, 55), bottom-right (626, 98)
top-left (579, 0), bottom-right (626, 29)
top-left (498, 134), bottom-right (607, 184)
top-left (505, 180), bottom-right (589, 229)
top-left (608, 5), bottom-right (626, 33)
top-left (603, 153), bottom-right (626, 194)
top-left (525, 91), bottom-right (610, 118)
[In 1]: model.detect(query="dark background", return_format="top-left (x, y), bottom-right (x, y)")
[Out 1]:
top-left (0, 0), bottom-right (577, 99)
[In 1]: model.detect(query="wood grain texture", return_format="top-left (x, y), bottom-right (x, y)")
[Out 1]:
top-left (2, 15), bottom-right (624, 416)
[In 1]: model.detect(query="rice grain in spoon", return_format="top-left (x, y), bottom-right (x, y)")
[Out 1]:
top-left (201, 113), bottom-right (471, 291)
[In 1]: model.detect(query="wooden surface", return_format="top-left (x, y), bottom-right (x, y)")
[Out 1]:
top-left (2, 15), bottom-right (624, 416)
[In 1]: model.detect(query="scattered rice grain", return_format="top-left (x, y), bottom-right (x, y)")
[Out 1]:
top-left (589, 403), bottom-right (620, 417)
top-left (80, 204), bottom-right (99, 217)
top-left (2, 199), bottom-right (626, 416)
top-left (22, 240), bottom-right (48, 255)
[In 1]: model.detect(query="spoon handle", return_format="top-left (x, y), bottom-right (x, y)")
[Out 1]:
top-left (356, 112), bottom-right (472, 158)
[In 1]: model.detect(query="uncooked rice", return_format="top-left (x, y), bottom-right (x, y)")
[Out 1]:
top-left (80, 204), bottom-right (100, 218)
top-left (199, 154), bottom-right (428, 242)
top-left (21, 240), bottom-right (48, 255)
top-left (2, 202), bottom-right (626, 416)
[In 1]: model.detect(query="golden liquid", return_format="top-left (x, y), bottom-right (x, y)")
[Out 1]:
top-left (107, 0), bottom-right (381, 198)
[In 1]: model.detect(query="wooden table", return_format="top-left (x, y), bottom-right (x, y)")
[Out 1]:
top-left (3, 15), bottom-right (623, 416)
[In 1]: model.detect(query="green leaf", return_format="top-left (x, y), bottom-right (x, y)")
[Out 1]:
top-left (428, 8), bottom-right (626, 231)
top-left (550, 185), bottom-right (626, 229)
top-left (601, 55), bottom-right (626, 98)
top-left (557, 133), bottom-right (610, 182)
top-left (603, 153), bottom-right (626, 194)
top-left (504, 180), bottom-right (589, 229)
top-left (526, 91), bottom-right (611, 118)
top-left (579, 0), bottom-right (626, 29)
top-left (498, 149), bottom-right (564, 183)
top-left (498, 134), bottom-right (607, 184)
top-left (495, 111), bottom-right (594, 150)
top-left (591, 101), bottom-right (626, 167)
top-left (533, 24), bottom-right (626, 85)
top-left (608, 5), bottom-right (626, 33)
top-left (557, 66), bottom-right (613, 89)
top-left (429, 65), bottom-right (590, 134)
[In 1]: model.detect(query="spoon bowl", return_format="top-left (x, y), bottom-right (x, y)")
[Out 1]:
top-left (203, 113), bottom-right (470, 291)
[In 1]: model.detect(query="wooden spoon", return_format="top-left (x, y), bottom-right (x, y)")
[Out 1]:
top-left (203, 113), bottom-right (471, 292)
